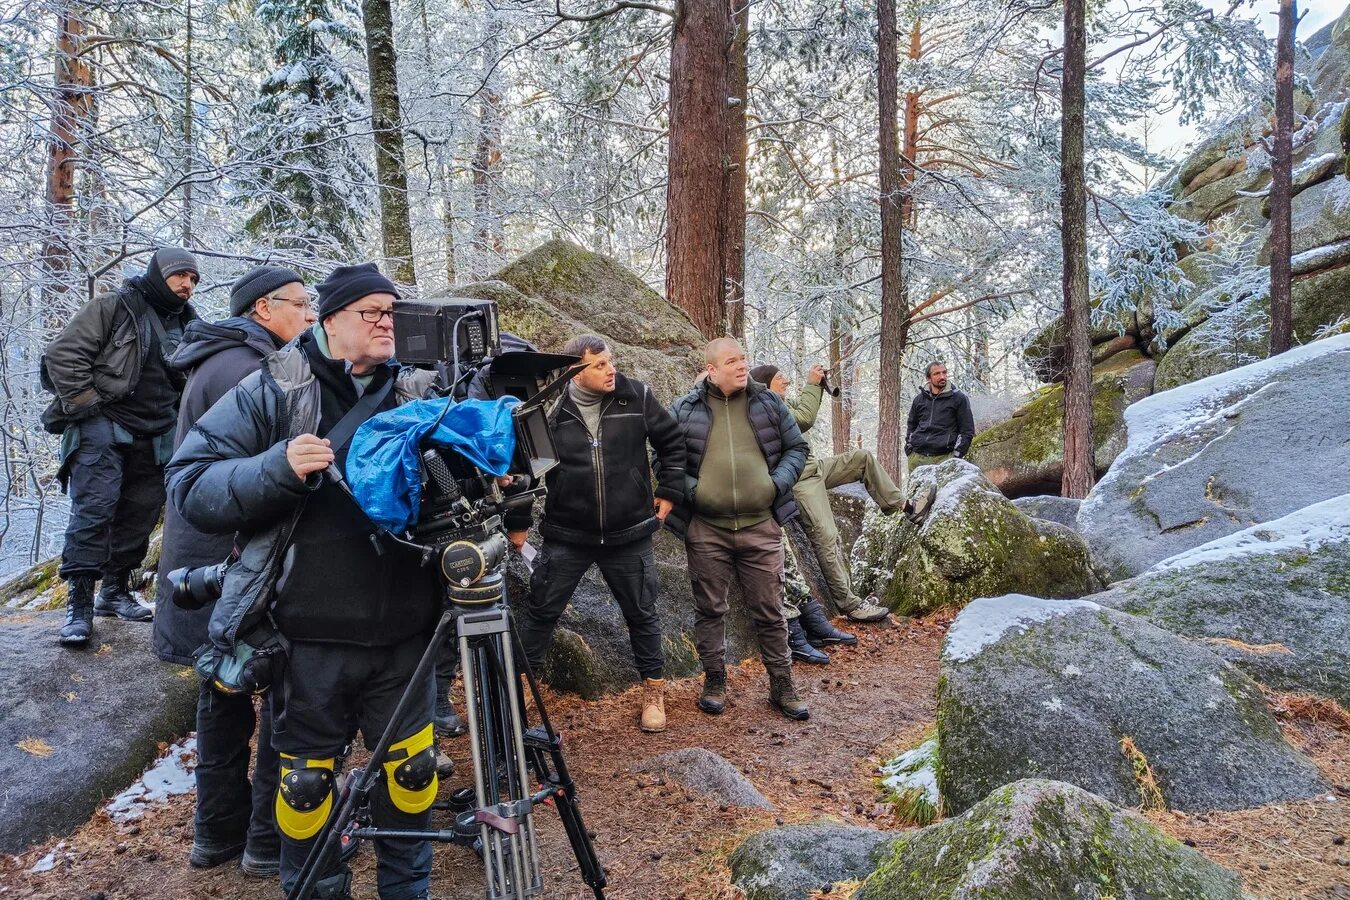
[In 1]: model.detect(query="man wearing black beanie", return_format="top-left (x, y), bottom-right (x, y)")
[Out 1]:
top-left (154, 263), bottom-right (312, 877)
top-left (41, 247), bottom-right (201, 647)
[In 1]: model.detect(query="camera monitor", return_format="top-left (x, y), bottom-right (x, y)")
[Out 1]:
top-left (485, 351), bottom-right (583, 481)
top-left (393, 297), bottom-right (501, 369)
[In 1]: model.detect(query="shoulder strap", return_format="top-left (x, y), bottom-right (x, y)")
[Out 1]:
top-left (322, 376), bottom-right (395, 453)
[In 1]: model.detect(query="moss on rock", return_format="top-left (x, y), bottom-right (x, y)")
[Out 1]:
top-left (858, 780), bottom-right (1245, 900)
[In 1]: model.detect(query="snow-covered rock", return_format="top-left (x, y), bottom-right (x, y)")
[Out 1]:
top-left (1096, 495), bottom-right (1350, 705)
top-left (936, 595), bottom-right (1326, 814)
top-left (1078, 333), bottom-right (1350, 582)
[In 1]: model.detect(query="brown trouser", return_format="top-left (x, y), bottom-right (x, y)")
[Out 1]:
top-left (685, 516), bottom-right (790, 672)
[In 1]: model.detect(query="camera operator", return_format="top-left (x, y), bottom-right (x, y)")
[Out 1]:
top-left (153, 266), bottom-right (315, 876)
top-left (514, 335), bottom-right (686, 734)
top-left (168, 263), bottom-right (442, 900)
top-left (751, 364), bottom-right (899, 649)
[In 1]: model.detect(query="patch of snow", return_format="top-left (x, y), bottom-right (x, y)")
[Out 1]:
top-left (1292, 238), bottom-right (1350, 275)
top-left (1150, 494), bottom-right (1350, 571)
top-left (944, 595), bottom-right (1101, 663)
top-left (1042, 697), bottom-right (1064, 713)
top-left (104, 736), bottom-right (198, 822)
top-left (1061, 664), bottom-right (1083, 677)
top-left (880, 738), bottom-right (940, 808)
top-left (28, 843), bottom-right (65, 874)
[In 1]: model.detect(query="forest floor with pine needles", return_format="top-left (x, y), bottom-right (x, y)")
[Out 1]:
top-left (2, 613), bottom-right (1346, 900)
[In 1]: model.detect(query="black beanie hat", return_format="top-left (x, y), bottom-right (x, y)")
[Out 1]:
top-left (315, 262), bottom-right (400, 319)
top-left (230, 266), bottom-right (304, 317)
top-left (750, 364), bottom-right (780, 387)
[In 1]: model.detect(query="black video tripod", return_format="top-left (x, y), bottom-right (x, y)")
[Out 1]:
top-left (286, 531), bottom-right (606, 900)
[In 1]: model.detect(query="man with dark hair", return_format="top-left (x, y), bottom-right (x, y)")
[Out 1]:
top-left (168, 263), bottom-right (442, 900)
top-left (905, 361), bottom-right (975, 468)
top-left (669, 338), bottom-right (810, 720)
top-left (516, 334), bottom-right (686, 732)
top-left (751, 363), bottom-right (899, 664)
top-left (154, 265), bottom-right (315, 876)
top-left (41, 247), bottom-right (200, 646)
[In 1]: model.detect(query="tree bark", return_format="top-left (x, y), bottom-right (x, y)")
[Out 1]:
top-left (182, 0), bottom-right (193, 245)
top-left (472, 4), bottom-right (505, 267)
top-left (362, 0), bottom-right (416, 284)
top-left (1269, 0), bottom-right (1296, 356)
top-left (417, 0), bottom-right (457, 286)
top-left (1060, 0), bottom-right (1095, 498)
top-left (666, 0), bottom-right (730, 339)
top-left (43, 1), bottom-right (95, 323)
top-left (875, 0), bottom-right (905, 480)
top-left (721, 0), bottom-right (749, 339)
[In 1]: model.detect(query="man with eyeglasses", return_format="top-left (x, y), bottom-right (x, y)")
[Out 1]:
top-left (41, 246), bottom-right (201, 646)
top-left (169, 262), bottom-right (443, 900)
top-left (154, 265), bottom-right (315, 877)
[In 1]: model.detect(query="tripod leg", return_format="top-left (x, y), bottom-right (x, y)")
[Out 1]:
top-left (461, 631), bottom-right (509, 899)
top-left (499, 630), bottom-right (543, 891)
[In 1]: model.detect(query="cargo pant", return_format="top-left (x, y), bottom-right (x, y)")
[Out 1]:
top-left (792, 449), bottom-right (904, 613)
top-left (685, 517), bottom-right (790, 673)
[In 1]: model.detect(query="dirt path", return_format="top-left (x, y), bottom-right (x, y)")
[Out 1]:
top-left (2, 614), bottom-right (1346, 899)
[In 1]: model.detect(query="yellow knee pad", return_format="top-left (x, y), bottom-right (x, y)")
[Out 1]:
top-left (382, 723), bottom-right (437, 815)
top-left (276, 754), bottom-right (335, 841)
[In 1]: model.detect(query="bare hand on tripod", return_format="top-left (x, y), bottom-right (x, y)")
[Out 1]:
top-left (287, 434), bottom-right (334, 481)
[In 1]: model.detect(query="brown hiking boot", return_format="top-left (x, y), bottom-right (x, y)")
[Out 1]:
top-left (843, 596), bottom-right (891, 623)
top-left (767, 668), bottom-right (809, 721)
top-left (640, 678), bottom-right (667, 732)
top-left (697, 670), bottom-right (727, 715)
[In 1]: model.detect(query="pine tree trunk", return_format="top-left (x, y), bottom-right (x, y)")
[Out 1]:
top-left (416, 0), bottom-right (457, 287)
top-left (1269, 0), bottom-right (1296, 357)
top-left (43, 1), bottom-right (95, 324)
top-left (829, 312), bottom-right (853, 454)
top-left (721, 0), bottom-right (749, 339)
top-left (667, 0), bottom-right (729, 339)
top-left (362, 0), bottom-right (416, 284)
top-left (876, 0), bottom-right (904, 480)
top-left (473, 5), bottom-right (505, 267)
top-left (182, 0), bottom-right (194, 245)
top-left (1060, 0), bottom-right (1095, 499)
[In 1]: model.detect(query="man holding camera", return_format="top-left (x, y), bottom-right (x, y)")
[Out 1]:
top-left (668, 338), bottom-right (810, 721)
top-left (905, 361), bottom-right (976, 467)
top-left (516, 335), bottom-right (686, 733)
top-left (751, 363), bottom-right (899, 662)
top-left (168, 263), bottom-right (442, 900)
top-left (154, 265), bottom-right (315, 877)
top-left (42, 247), bottom-right (200, 646)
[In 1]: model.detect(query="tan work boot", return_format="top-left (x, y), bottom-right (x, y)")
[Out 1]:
top-left (640, 678), bottom-right (667, 732)
top-left (767, 668), bottom-right (810, 721)
top-left (844, 596), bottom-right (891, 623)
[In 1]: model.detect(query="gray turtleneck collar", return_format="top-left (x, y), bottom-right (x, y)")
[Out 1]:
top-left (569, 381), bottom-right (607, 438)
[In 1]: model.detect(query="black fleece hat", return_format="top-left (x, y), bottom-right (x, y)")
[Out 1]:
top-left (750, 364), bottom-right (780, 387)
top-left (315, 262), bottom-right (400, 319)
top-left (230, 266), bottom-right (304, 317)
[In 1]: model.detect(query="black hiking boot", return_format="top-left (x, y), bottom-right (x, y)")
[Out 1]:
top-left (697, 669), bottom-right (727, 715)
top-left (767, 668), bottom-right (810, 721)
top-left (787, 617), bottom-right (830, 664)
top-left (799, 599), bottom-right (857, 647)
top-left (58, 576), bottom-right (96, 647)
top-left (95, 570), bottom-right (152, 621)
top-left (434, 676), bottom-right (467, 738)
top-left (189, 835), bottom-right (245, 868)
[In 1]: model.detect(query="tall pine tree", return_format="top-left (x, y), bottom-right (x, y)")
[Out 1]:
top-left (239, 0), bottom-right (371, 259)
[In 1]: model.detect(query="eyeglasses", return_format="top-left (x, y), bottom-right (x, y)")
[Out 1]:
top-left (347, 308), bottom-right (395, 324)
top-left (275, 298), bottom-right (316, 312)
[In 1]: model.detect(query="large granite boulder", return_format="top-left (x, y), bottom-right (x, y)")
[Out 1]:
top-left (0, 609), bottom-right (197, 852)
top-left (967, 351), bottom-right (1155, 497)
top-left (458, 240), bottom-right (704, 403)
top-left (937, 595), bottom-right (1326, 814)
top-left (851, 460), bottom-right (1100, 617)
top-left (1095, 495), bottom-right (1350, 706)
top-left (858, 780), bottom-right (1246, 900)
top-left (1078, 333), bottom-right (1350, 582)
top-left (730, 823), bottom-right (897, 900)
top-left (1011, 495), bottom-right (1081, 530)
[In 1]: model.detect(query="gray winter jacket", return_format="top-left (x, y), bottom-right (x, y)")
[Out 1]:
top-left (165, 339), bottom-right (435, 655)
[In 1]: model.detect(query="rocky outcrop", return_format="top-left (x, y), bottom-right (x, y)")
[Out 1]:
top-left (1011, 495), bottom-right (1081, 530)
top-left (1095, 495), bottom-right (1350, 706)
top-left (729, 823), bottom-right (896, 900)
top-left (967, 351), bottom-right (1155, 497)
top-left (458, 240), bottom-right (705, 403)
top-left (634, 748), bottom-right (773, 810)
top-left (1078, 334), bottom-right (1350, 582)
top-left (851, 460), bottom-right (1099, 617)
top-left (937, 595), bottom-right (1326, 814)
top-left (858, 780), bottom-right (1246, 900)
top-left (0, 609), bottom-right (197, 852)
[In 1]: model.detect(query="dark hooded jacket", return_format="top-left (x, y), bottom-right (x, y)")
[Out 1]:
top-left (665, 377), bottom-right (807, 537)
top-left (152, 316), bottom-right (286, 664)
top-left (905, 385), bottom-right (976, 457)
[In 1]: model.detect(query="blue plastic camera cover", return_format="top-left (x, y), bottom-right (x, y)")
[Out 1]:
top-left (346, 396), bottom-right (519, 532)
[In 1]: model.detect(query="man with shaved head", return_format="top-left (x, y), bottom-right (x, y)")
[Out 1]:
top-left (665, 337), bottom-right (810, 720)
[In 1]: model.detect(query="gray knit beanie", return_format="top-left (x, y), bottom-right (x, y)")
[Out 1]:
top-left (230, 266), bottom-right (304, 317)
top-left (154, 247), bottom-right (200, 280)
